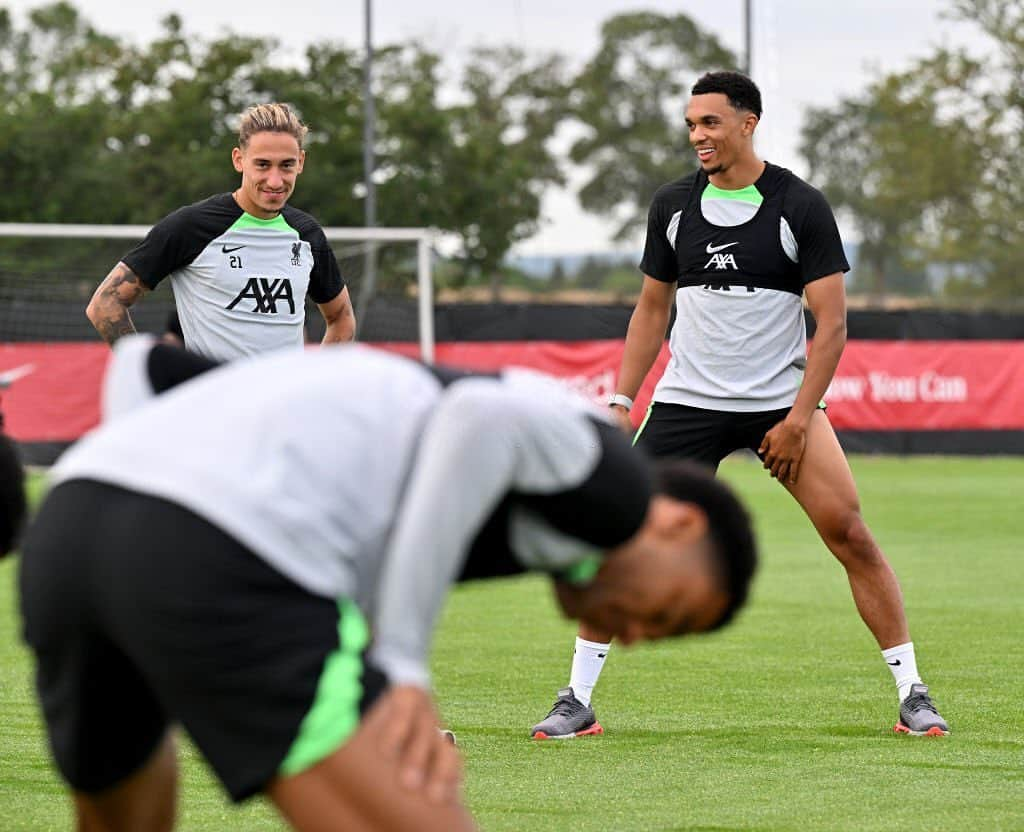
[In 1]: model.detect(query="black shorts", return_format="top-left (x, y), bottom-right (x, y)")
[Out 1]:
top-left (634, 402), bottom-right (793, 470)
top-left (18, 479), bottom-right (386, 802)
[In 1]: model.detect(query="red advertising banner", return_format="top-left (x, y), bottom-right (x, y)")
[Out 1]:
top-left (398, 340), bottom-right (671, 420)
top-left (2, 339), bottom-right (1023, 443)
top-left (0, 343), bottom-right (111, 442)
top-left (822, 341), bottom-right (1024, 431)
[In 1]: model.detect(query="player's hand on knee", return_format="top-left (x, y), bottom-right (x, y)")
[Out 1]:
top-left (421, 723), bottom-right (463, 806)
top-left (758, 420), bottom-right (806, 484)
top-left (370, 684), bottom-right (463, 805)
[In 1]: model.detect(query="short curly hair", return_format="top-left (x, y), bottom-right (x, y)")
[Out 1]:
top-left (651, 458), bottom-right (759, 631)
top-left (691, 71), bottom-right (763, 119)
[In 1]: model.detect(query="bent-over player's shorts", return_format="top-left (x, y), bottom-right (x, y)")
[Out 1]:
top-left (634, 402), bottom-right (797, 469)
top-left (18, 478), bottom-right (386, 802)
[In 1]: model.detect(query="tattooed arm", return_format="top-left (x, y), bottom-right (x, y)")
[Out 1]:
top-left (86, 262), bottom-right (150, 346)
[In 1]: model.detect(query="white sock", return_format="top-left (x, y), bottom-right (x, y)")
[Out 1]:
top-left (568, 637), bottom-right (610, 707)
top-left (882, 641), bottom-right (923, 702)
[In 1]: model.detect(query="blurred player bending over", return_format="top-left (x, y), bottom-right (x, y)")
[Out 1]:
top-left (533, 70), bottom-right (948, 741)
top-left (86, 102), bottom-right (355, 359)
top-left (0, 434), bottom-right (26, 561)
top-left (17, 338), bottom-right (758, 832)
top-left (0, 368), bottom-right (28, 559)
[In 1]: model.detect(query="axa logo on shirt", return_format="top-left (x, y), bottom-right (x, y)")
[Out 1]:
top-left (227, 277), bottom-right (296, 314)
top-left (704, 252), bottom-right (738, 269)
top-left (703, 241), bottom-right (739, 270)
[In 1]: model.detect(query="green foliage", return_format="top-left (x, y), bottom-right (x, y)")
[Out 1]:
top-left (377, 45), bottom-right (569, 289)
top-left (0, 3), bottom-right (123, 222)
top-left (5, 458), bottom-right (1023, 829)
top-left (801, 0), bottom-right (1024, 304)
top-left (569, 12), bottom-right (738, 240)
top-left (0, 4), bottom-right (567, 293)
top-left (5, 1), bottom-right (1021, 301)
top-left (939, 0), bottom-right (1024, 301)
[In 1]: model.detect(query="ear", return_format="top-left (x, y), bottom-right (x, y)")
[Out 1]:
top-left (657, 498), bottom-right (709, 544)
top-left (742, 113), bottom-right (759, 138)
top-left (296, 149), bottom-right (306, 174)
top-left (231, 147), bottom-right (244, 173)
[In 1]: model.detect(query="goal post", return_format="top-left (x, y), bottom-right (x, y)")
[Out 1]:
top-left (317, 226), bottom-right (435, 364)
top-left (0, 223), bottom-right (436, 363)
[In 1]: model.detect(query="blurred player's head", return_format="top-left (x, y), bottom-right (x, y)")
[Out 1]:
top-left (232, 103), bottom-right (307, 219)
top-left (555, 460), bottom-right (757, 643)
top-left (0, 433), bottom-right (27, 557)
top-left (686, 71), bottom-right (762, 177)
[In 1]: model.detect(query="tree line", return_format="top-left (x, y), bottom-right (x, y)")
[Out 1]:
top-left (801, 0), bottom-right (1023, 303)
top-left (0, 0), bottom-right (1020, 302)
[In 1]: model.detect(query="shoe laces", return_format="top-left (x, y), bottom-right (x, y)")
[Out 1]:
top-left (546, 695), bottom-right (583, 718)
top-left (903, 690), bottom-right (938, 714)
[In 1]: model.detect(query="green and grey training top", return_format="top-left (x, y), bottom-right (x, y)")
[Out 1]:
top-left (55, 341), bottom-right (652, 689)
top-left (122, 193), bottom-right (344, 360)
top-left (640, 163), bottom-right (849, 411)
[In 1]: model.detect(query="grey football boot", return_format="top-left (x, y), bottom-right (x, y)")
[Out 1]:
top-left (530, 687), bottom-right (604, 740)
top-left (895, 683), bottom-right (950, 736)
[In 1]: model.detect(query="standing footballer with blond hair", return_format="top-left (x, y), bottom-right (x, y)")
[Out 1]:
top-left (86, 102), bottom-right (355, 359)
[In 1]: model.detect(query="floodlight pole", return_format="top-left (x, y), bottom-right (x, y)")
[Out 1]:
top-left (359, 0), bottom-right (378, 323)
top-left (743, 0), bottom-right (752, 76)
top-left (363, 0), bottom-right (376, 232)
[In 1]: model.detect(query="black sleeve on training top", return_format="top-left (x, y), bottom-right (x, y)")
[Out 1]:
top-left (145, 344), bottom-right (222, 394)
top-left (457, 417), bottom-right (652, 582)
top-left (121, 194), bottom-right (241, 289)
top-left (282, 205), bottom-right (345, 304)
top-left (518, 416), bottom-right (652, 548)
top-left (639, 174), bottom-right (696, 283)
top-left (781, 177), bottom-right (851, 285)
top-left (456, 498), bottom-right (520, 581)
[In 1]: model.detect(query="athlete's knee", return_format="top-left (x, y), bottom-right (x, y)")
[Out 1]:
top-left (75, 793), bottom-right (175, 832)
top-left (74, 734), bottom-right (177, 832)
top-left (821, 511), bottom-right (879, 564)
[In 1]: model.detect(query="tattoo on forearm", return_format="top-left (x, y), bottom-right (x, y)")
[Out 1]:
top-left (90, 263), bottom-right (146, 345)
top-left (95, 315), bottom-right (137, 345)
top-left (104, 264), bottom-right (145, 303)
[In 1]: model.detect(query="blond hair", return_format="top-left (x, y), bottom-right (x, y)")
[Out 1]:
top-left (238, 103), bottom-right (308, 149)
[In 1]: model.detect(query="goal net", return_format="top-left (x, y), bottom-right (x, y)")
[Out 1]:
top-left (0, 224), bottom-right (435, 362)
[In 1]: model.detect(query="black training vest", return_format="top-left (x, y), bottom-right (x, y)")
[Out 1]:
top-left (674, 165), bottom-right (803, 296)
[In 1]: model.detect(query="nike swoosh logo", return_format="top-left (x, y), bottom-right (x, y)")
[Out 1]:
top-left (0, 362), bottom-right (36, 389)
top-left (705, 242), bottom-right (739, 254)
top-left (221, 244), bottom-right (246, 253)
top-left (887, 659), bottom-right (902, 666)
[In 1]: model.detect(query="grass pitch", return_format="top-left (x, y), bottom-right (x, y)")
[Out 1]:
top-left (2, 456), bottom-right (1022, 830)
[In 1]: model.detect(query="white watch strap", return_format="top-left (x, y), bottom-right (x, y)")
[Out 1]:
top-left (608, 393), bottom-right (633, 411)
